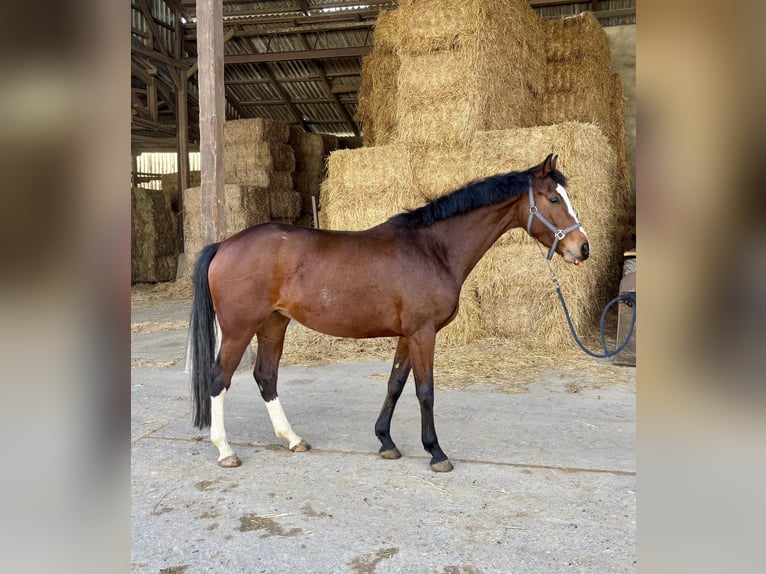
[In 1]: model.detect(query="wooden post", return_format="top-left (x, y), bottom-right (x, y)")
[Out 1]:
top-left (175, 6), bottom-right (190, 248)
top-left (197, 0), bottom-right (226, 245)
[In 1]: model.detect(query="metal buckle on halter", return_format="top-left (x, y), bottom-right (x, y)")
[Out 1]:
top-left (555, 230), bottom-right (566, 240)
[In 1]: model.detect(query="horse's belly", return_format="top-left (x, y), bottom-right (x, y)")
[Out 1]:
top-left (279, 295), bottom-right (401, 339)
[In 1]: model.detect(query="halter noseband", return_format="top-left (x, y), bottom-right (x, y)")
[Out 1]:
top-left (526, 182), bottom-right (582, 260)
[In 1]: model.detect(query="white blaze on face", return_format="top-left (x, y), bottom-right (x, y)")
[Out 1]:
top-left (556, 184), bottom-right (587, 236)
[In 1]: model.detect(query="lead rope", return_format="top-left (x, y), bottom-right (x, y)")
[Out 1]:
top-left (534, 240), bottom-right (636, 360)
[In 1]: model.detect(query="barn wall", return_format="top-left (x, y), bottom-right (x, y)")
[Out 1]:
top-left (605, 24), bottom-right (636, 194)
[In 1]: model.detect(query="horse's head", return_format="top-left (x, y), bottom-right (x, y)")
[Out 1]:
top-left (525, 154), bottom-right (589, 266)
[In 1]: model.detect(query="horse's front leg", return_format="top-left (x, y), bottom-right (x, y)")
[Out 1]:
top-left (407, 329), bottom-right (453, 472)
top-left (375, 337), bottom-right (412, 460)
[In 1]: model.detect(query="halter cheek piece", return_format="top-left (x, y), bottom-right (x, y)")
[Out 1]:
top-left (526, 183), bottom-right (582, 260)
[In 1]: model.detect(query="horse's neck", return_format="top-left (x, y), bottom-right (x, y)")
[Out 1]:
top-left (427, 197), bottom-right (524, 282)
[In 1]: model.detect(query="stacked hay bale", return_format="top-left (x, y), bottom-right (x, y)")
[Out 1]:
top-left (395, 0), bottom-right (544, 149)
top-left (131, 187), bottom-right (179, 283)
top-left (542, 12), bottom-right (634, 249)
top-left (181, 184), bottom-right (271, 272)
top-left (356, 8), bottom-right (401, 147)
top-left (223, 118), bottom-right (300, 222)
top-left (161, 171), bottom-right (200, 212)
top-left (181, 118), bottom-right (299, 275)
top-left (469, 124), bottom-right (619, 344)
top-left (289, 126), bottom-right (338, 225)
top-left (320, 1), bottom-right (630, 349)
top-left (541, 12), bottom-right (611, 129)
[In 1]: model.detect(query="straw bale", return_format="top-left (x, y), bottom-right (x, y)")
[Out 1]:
top-left (224, 142), bottom-right (295, 175)
top-left (408, 143), bottom-right (473, 198)
top-left (397, 0), bottom-right (541, 56)
top-left (269, 189), bottom-right (302, 220)
top-left (181, 185), bottom-right (270, 274)
top-left (544, 57), bottom-right (611, 94)
top-left (288, 127), bottom-right (324, 172)
top-left (161, 171), bottom-right (200, 212)
top-left (543, 12), bottom-right (610, 63)
top-left (320, 145), bottom-right (417, 231)
top-left (223, 118), bottom-right (289, 145)
top-left (131, 187), bottom-right (179, 283)
top-left (541, 86), bottom-right (611, 131)
top-left (469, 123), bottom-right (620, 348)
top-left (357, 49), bottom-right (399, 146)
top-left (393, 0), bottom-right (545, 145)
top-left (372, 7), bottom-right (401, 50)
top-left (224, 169), bottom-right (293, 192)
top-left (320, 134), bottom-right (339, 155)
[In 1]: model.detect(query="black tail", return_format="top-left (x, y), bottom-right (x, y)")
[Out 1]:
top-left (189, 242), bottom-right (220, 429)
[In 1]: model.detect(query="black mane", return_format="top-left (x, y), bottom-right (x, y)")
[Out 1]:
top-left (388, 166), bottom-right (568, 227)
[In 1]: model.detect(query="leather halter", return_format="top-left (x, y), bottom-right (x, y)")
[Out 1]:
top-left (526, 183), bottom-right (582, 260)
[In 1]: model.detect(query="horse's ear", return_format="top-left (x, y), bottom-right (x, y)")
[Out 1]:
top-left (535, 153), bottom-right (556, 179)
top-left (543, 153), bottom-right (556, 174)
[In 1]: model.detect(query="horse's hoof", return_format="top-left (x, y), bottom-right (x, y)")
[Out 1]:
top-left (380, 448), bottom-right (402, 460)
top-left (290, 440), bottom-right (311, 452)
top-left (218, 455), bottom-right (241, 468)
top-left (430, 459), bottom-right (453, 473)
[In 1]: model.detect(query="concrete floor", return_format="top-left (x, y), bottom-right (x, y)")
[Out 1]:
top-left (131, 299), bottom-right (635, 573)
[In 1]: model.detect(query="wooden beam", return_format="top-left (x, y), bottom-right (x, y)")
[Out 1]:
top-left (224, 46), bottom-right (371, 64)
top-left (136, 0), bottom-right (172, 60)
top-left (132, 43), bottom-right (189, 70)
top-left (148, 79), bottom-right (159, 122)
top-left (185, 19), bottom-right (375, 40)
top-left (198, 0), bottom-right (227, 243)
top-left (184, 8), bottom-right (388, 28)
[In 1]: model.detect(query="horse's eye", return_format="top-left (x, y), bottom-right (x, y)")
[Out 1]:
top-left (549, 196), bottom-right (560, 204)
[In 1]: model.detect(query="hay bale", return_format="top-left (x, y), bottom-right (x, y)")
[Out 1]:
top-left (544, 58), bottom-right (611, 94)
top-left (161, 171), bottom-right (200, 212)
top-left (357, 8), bottom-right (401, 146)
top-left (269, 189), bottom-right (302, 220)
top-left (182, 185), bottom-right (270, 274)
top-left (224, 169), bottom-right (293, 192)
top-left (393, 0), bottom-right (545, 146)
top-left (357, 48), bottom-right (400, 147)
top-left (541, 87), bottom-right (611, 130)
top-left (541, 13), bottom-right (612, 133)
top-left (320, 145), bottom-right (417, 231)
top-left (289, 127), bottom-right (338, 220)
top-left (131, 187), bottom-right (179, 283)
top-left (223, 118), bottom-right (290, 145)
top-left (543, 12), bottom-right (609, 62)
top-left (224, 142), bottom-right (295, 177)
top-left (469, 123), bottom-right (620, 348)
top-left (408, 143), bottom-right (473, 198)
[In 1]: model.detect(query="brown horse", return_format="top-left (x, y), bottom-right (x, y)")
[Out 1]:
top-left (189, 154), bottom-right (589, 472)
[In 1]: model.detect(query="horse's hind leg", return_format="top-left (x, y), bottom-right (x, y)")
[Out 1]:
top-left (375, 337), bottom-right (411, 460)
top-left (255, 312), bottom-right (310, 452)
top-left (210, 331), bottom-right (253, 468)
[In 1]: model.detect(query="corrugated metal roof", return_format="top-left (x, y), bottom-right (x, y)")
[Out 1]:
top-left (133, 0), bottom-right (635, 152)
